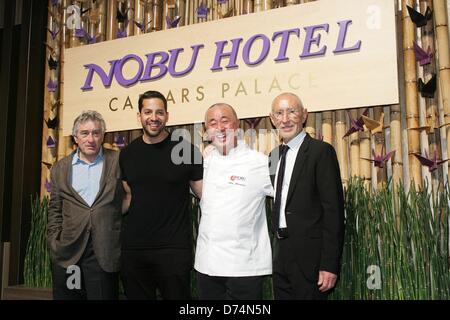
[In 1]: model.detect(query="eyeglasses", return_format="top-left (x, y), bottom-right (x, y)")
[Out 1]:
top-left (77, 130), bottom-right (102, 139)
top-left (271, 108), bottom-right (301, 120)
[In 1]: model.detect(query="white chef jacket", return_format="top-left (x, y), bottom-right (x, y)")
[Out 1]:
top-left (194, 141), bottom-right (274, 277)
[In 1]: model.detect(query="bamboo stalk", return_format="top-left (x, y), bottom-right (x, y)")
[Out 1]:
top-left (321, 111), bottom-right (333, 145)
top-left (373, 106), bottom-right (387, 188)
top-left (97, 0), bottom-right (107, 42)
top-left (434, 0), bottom-right (450, 175)
top-left (349, 109), bottom-right (360, 177)
top-left (41, 0), bottom-right (58, 196)
top-left (134, 0), bottom-right (145, 35)
top-left (253, 0), bottom-right (271, 12)
top-left (58, 0), bottom-right (74, 159)
top-left (176, 0), bottom-right (187, 26)
top-left (402, 0), bottom-right (422, 188)
top-left (106, 0), bottom-right (118, 39)
top-left (360, 110), bottom-right (372, 189)
top-left (242, 0), bottom-right (253, 14)
top-left (305, 112), bottom-right (316, 138)
top-left (335, 110), bottom-right (349, 187)
top-left (391, 0), bottom-right (404, 190)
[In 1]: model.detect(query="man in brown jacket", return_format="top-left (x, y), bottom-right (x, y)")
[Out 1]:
top-left (47, 110), bottom-right (123, 300)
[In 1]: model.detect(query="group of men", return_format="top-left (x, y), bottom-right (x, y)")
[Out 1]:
top-left (47, 90), bottom-right (344, 300)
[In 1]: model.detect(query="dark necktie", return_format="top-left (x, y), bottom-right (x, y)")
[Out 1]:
top-left (272, 144), bottom-right (289, 235)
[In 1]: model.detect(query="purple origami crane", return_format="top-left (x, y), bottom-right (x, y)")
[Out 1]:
top-left (75, 28), bottom-right (97, 44)
top-left (45, 179), bottom-right (52, 193)
top-left (133, 19), bottom-right (151, 32)
top-left (197, 3), bottom-right (208, 19)
top-left (413, 150), bottom-right (449, 172)
top-left (46, 136), bottom-right (56, 148)
top-left (166, 15), bottom-right (181, 29)
top-left (218, 0), bottom-right (228, 4)
top-left (343, 108), bottom-right (369, 138)
top-left (244, 118), bottom-right (262, 129)
top-left (361, 146), bottom-right (395, 168)
top-left (48, 26), bottom-right (59, 40)
top-left (51, 0), bottom-right (59, 7)
top-left (117, 29), bottom-right (127, 38)
top-left (413, 42), bottom-right (433, 66)
top-left (114, 134), bottom-right (126, 149)
top-left (47, 79), bottom-right (57, 92)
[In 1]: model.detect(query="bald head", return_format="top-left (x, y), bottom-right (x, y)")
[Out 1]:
top-left (204, 103), bottom-right (239, 155)
top-left (270, 92), bottom-right (308, 143)
top-left (205, 103), bottom-right (238, 125)
top-left (271, 92), bottom-right (304, 112)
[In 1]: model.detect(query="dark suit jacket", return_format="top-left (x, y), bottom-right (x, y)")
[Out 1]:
top-left (270, 133), bottom-right (345, 281)
top-left (47, 148), bottom-right (123, 273)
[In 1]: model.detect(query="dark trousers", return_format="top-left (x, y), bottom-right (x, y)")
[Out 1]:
top-left (196, 271), bottom-right (264, 300)
top-left (272, 238), bottom-right (326, 300)
top-left (121, 248), bottom-right (192, 300)
top-left (51, 240), bottom-right (119, 300)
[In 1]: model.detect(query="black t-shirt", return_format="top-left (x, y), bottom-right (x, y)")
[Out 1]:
top-left (119, 133), bottom-right (203, 250)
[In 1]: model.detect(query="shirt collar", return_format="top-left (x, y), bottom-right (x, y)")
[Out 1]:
top-left (72, 148), bottom-right (104, 165)
top-left (210, 139), bottom-right (246, 158)
top-left (284, 130), bottom-right (306, 152)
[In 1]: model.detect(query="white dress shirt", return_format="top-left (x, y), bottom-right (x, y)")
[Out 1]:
top-left (274, 130), bottom-right (306, 228)
top-left (195, 141), bottom-right (274, 277)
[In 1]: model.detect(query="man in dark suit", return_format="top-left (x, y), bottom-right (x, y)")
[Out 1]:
top-left (47, 110), bottom-right (123, 300)
top-left (269, 92), bottom-right (345, 300)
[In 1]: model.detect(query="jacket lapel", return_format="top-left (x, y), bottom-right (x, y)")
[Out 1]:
top-left (91, 148), bottom-right (111, 207)
top-left (65, 151), bottom-right (90, 207)
top-left (285, 133), bottom-right (311, 205)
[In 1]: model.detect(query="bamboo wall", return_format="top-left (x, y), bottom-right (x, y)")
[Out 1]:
top-left (41, 0), bottom-right (450, 197)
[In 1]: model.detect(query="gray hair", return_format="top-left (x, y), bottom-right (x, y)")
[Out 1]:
top-left (72, 110), bottom-right (106, 136)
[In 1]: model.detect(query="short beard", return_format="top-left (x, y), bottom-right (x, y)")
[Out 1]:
top-left (143, 125), bottom-right (166, 138)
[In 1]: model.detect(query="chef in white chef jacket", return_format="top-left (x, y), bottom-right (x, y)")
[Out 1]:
top-left (195, 103), bottom-right (274, 300)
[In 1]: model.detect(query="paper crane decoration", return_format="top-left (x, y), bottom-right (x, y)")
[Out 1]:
top-left (343, 108), bottom-right (369, 138)
top-left (197, 3), bottom-right (209, 18)
top-left (361, 147), bottom-right (395, 168)
top-left (166, 15), bottom-right (181, 29)
top-left (75, 28), bottom-right (98, 44)
top-left (418, 74), bottom-right (437, 98)
top-left (48, 26), bottom-right (59, 40)
top-left (46, 136), bottom-right (56, 148)
top-left (48, 55), bottom-right (58, 70)
top-left (244, 118), bottom-right (262, 129)
top-left (47, 79), bottom-right (58, 92)
top-left (45, 116), bottom-right (58, 129)
top-left (413, 42), bottom-right (433, 66)
top-left (133, 19), bottom-right (152, 33)
top-left (116, 29), bottom-right (127, 38)
top-left (45, 179), bottom-right (52, 193)
top-left (114, 134), bottom-right (126, 149)
top-left (406, 5), bottom-right (433, 28)
top-left (361, 112), bottom-right (384, 135)
top-left (413, 150), bottom-right (449, 173)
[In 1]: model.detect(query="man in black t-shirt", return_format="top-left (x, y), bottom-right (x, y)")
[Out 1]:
top-left (119, 90), bottom-right (203, 300)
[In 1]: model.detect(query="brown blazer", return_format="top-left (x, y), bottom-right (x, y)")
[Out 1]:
top-left (47, 148), bottom-right (123, 273)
